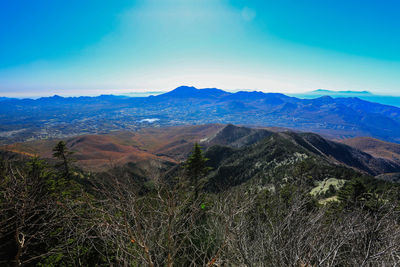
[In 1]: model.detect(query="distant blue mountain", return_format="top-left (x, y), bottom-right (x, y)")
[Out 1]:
top-left (290, 89), bottom-right (400, 107)
top-left (159, 86), bottom-right (230, 98)
top-left (0, 97), bottom-right (17, 102)
top-left (313, 89), bottom-right (371, 95)
top-left (0, 86), bottom-right (399, 144)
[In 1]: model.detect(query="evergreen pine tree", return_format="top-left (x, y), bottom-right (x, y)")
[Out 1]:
top-left (52, 141), bottom-right (74, 177)
top-left (338, 179), bottom-right (367, 206)
top-left (184, 143), bottom-right (210, 198)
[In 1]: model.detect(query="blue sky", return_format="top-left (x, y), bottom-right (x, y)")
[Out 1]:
top-left (1, 0), bottom-right (400, 97)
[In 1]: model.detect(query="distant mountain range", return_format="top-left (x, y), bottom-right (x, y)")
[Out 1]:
top-left (310, 89), bottom-right (372, 95)
top-left (0, 86), bottom-right (399, 144)
top-left (290, 89), bottom-right (400, 107)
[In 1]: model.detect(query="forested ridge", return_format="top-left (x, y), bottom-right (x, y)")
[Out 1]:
top-left (1, 140), bottom-right (400, 266)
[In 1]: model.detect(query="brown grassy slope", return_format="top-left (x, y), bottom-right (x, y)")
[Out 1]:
top-left (109, 124), bottom-right (224, 160)
top-left (2, 140), bottom-right (58, 158)
top-left (1, 135), bottom-right (174, 171)
top-left (67, 135), bottom-right (175, 171)
top-left (339, 137), bottom-right (400, 164)
top-left (0, 124), bottom-right (224, 170)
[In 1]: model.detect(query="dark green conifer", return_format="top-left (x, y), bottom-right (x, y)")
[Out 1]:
top-left (52, 141), bottom-right (74, 177)
top-left (338, 179), bottom-right (367, 206)
top-left (184, 143), bottom-right (211, 197)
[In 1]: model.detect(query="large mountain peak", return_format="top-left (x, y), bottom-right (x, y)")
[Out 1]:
top-left (158, 86), bottom-right (230, 99)
top-left (172, 85), bottom-right (198, 93)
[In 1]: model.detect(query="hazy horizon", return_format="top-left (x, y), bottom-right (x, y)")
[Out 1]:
top-left (2, 86), bottom-right (400, 100)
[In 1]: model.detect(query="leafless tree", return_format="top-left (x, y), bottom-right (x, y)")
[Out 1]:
top-left (92, 172), bottom-right (212, 266)
top-left (0, 159), bottom-right (99, 266)
top-left (210, 185), bottom-right (400, 266)
top-left (0, 161), bottom-right (64, 266)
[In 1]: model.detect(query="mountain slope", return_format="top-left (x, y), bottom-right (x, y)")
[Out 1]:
top-left (200, 132), bottom-right (399, 191)
top-left (339, 137), bottom-right (400, 164)
top-left (204, 125), bottom-right (400, 176)
top-left (3, 135), bottom-right (175, 171)
top-left (203, 124), bottom-right (274, 148)
top-left (200, 133), bottom-right (371, 192)
top-left (3, 124), bottom-right (400, 177)
top-left (1, 124), bottom-right (225, 170)
top-left (201, 124), bottom-right (400, 176)
top-left (283, 132), bottom-right (400, 176)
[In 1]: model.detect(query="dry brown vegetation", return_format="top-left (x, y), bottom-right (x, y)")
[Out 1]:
top-left (339, 136), bottom-right (400, 164)
top-left (0, 124), bottom-right (224, 171)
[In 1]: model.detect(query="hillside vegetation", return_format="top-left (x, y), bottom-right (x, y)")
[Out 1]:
top-left (3, 124), bottom-right (400, 180)
top-left (339, 136), bottom-right (400, 164)
top-left (1, 125), bottom-right (400, 266)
